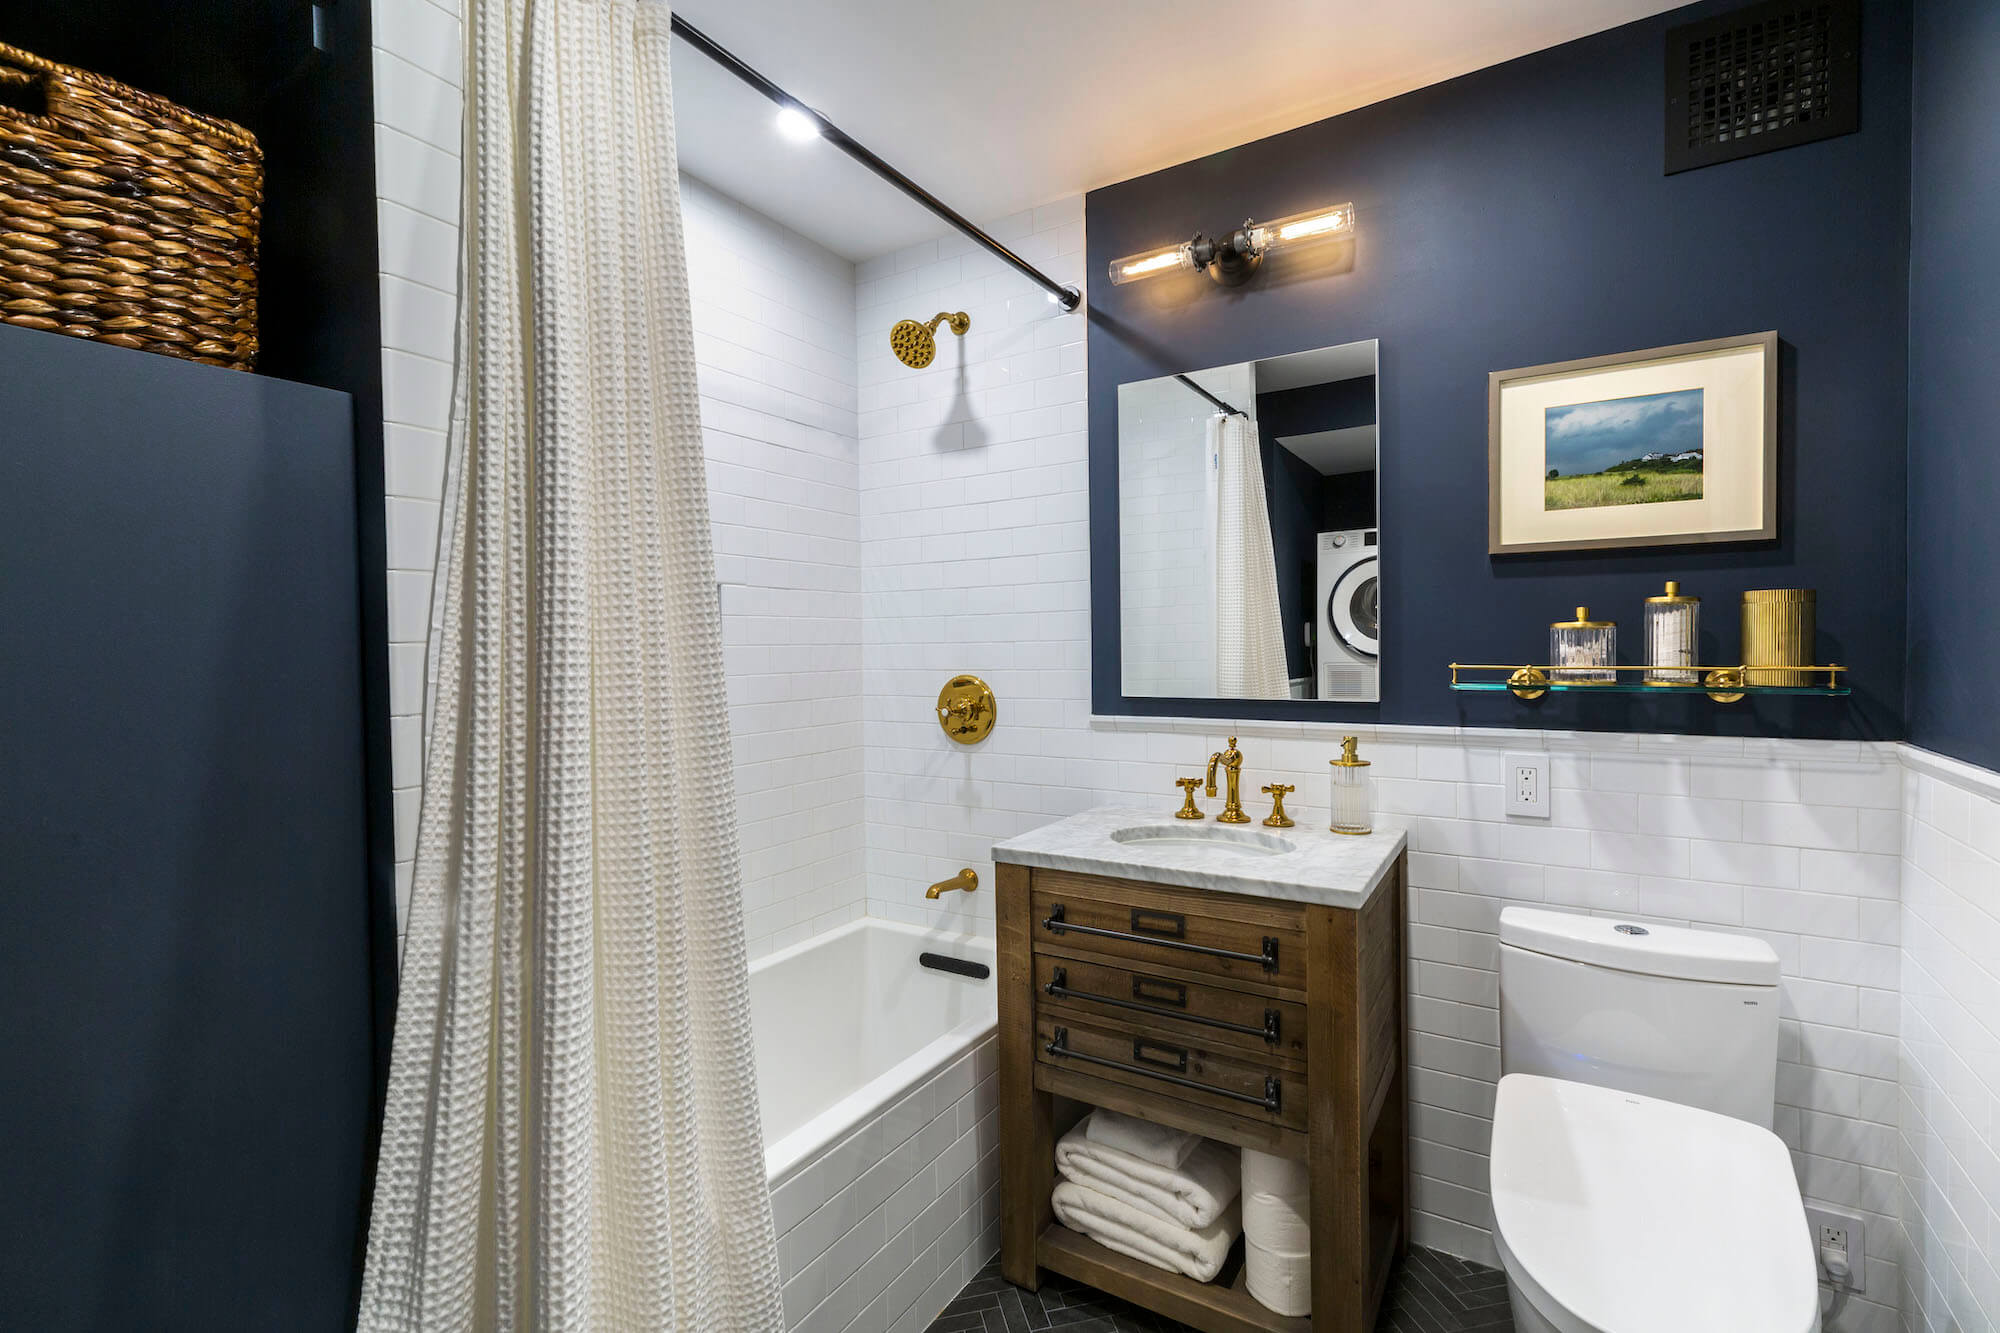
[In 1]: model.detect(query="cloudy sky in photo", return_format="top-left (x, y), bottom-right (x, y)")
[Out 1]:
top-left (1545, 387), bottom-right (1704, 475)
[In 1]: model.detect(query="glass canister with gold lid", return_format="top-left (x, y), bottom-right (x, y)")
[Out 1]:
top-left (1550, 607), bottom-right (1617, 683)
top-left (1644, 581), bottom-right (1701, 684)
top-left (1329, 736), bottom-right (1373, 835)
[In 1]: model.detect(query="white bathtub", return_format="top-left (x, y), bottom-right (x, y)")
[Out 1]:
top-left (750, 918), bottom-right (1001, 1333)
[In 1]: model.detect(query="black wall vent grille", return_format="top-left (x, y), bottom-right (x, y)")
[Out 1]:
top-left (1665, 0), bottom-right (1860, 175)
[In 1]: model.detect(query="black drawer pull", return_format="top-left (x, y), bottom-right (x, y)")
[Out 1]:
top-left (1130, 907), bottom-right (1186, 939)
top-left (1044, 967), bottom-right (1282, 1043)
top-left (1133, 975), bottom-right (1186, 1008)
top-left (1133, 1039), bottom-right (1188, 1072)
top-left (1045, 1026), bottom-right (1282, 1114)
top-left (1041, 904), bottom-right (1280, 971)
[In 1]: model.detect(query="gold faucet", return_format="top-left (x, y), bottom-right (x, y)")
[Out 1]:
top-left (1206, 737), bottom-right (1250, 824)
top-left (926, 868), bottom-right (978, 899)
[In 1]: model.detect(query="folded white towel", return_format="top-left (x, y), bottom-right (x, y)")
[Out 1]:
top-left (1052, 1179), bottom-right (1242, 1284)
top-left (1083, 1108), bottom-right (1200, 1170)
top-left (1056, 1115), bottom-right (1240, 1230)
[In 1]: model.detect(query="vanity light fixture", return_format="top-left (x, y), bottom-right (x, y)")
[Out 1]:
top-left (1108, 202), bottom-right (1357, 288)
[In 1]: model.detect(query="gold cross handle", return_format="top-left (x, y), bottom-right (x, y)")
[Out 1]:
top-left (1261, 783), bottom-right (1296, 828)
top-left (1174, 777), bottom-right (1205, 820)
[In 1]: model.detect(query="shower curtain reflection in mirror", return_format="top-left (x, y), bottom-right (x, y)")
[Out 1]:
top-left (1117, 339), bottom-right (1380, 703)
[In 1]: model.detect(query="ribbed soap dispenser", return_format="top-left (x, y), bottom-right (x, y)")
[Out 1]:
top-left (1329, 736), bottom-right (1373, 835)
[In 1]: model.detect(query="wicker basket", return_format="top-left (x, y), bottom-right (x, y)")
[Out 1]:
top-left (0, 42), bottom-right (261, 370)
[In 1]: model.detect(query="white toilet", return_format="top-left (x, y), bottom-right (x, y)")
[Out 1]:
top-left (1488, 907), bottom-right (1821, 1333)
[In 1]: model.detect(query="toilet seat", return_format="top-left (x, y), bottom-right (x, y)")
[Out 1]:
top-left (1489, 1074), bottom-right (1820, 1333)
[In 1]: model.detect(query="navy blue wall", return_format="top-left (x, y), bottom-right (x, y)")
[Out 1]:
top-left (0, 330), bottom-right (376, 1330)
top-left (1906, 0), bottom-right (2000, 772)
top-left (1088, 0), bottom-right (1911, 738)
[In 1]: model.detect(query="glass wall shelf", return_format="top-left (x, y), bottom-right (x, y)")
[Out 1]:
top-left (1447, 663), bottom-right (1849, 703)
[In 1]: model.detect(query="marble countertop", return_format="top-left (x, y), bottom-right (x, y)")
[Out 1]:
top-left (992, 806), bottom-right (1407, 909)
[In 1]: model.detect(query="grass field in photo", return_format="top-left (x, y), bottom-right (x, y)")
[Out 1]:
top-left (1544, 467), bottom-right (1704, 510)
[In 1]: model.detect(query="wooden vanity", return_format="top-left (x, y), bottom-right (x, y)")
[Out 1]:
top-left (994, 812), bottom-right (1408, 1333)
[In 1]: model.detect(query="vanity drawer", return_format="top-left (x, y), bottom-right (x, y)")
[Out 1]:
top-left (1034, 1014), bottom-right (1304, 1133)
top-left (1034, 953), bottom-right (1308, 1066)
top-left (1029, 870), bottom-right (1307, 993)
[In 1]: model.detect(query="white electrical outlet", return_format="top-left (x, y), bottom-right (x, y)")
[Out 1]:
top-left (1504, 752), bottom-right (1550, 818)
top-left (1806, 1204), bottom-right (1865, 1291)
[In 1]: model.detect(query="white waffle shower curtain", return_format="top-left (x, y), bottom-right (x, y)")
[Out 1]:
top-left (357, 0), bottom-right (784, 1328)
top-left (1211, 413), bottom-right (1291, 698)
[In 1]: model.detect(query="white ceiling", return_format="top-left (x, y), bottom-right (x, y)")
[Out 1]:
top-left (1279, 426), bottom-right (1379, 477)
top-left (1254, 341), bottom-right (1378, 394)
top-left (668, 0), bottom-right (1688, 263)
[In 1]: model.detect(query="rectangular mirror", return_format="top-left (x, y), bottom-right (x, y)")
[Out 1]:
top-left (1118, 339), bottom-right (1379, 702)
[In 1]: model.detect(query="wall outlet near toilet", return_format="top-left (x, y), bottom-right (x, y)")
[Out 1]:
top-left (1505, 753), bottom-right (1550, 818)
top-left (1805, 1204), bottom-right (1865, 1291)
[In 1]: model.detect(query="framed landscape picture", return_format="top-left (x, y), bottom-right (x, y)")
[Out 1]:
top-left (1488, 331), bottom-right (1777, 555)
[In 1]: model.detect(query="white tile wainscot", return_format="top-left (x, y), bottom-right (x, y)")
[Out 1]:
top-left (1897, 746), bottom-right (2000, 1333)
top-left (772, 1038), bottom-right (1000, 1333)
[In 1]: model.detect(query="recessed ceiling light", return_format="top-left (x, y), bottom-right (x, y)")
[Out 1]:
top-left (774, 106), bottom-right (819, 143)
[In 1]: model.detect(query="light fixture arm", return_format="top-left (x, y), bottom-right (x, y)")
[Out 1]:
top-left (1188, 221), bottom-right (1264, 287)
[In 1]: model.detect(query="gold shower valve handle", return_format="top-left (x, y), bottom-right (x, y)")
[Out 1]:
top-left (1174, 777), bottom-right (1205, 820)
top-left (935, 674), bottom-right (997, 743)
top-left (1261, 783), bottom-right (1295, 828)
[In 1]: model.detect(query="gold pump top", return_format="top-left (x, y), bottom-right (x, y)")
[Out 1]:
top-left (1551, 606), bottom-right (1614, 629)
top-left (1645, 580), bottom-right (1700, 605)
top-left (1331, 736), bottom-right (1371, 767)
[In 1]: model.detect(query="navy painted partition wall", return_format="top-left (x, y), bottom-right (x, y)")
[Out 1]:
top-left (1907, 0), bottom-right (2000, 773)
top-left (1087, 0), bottom-right (1912, 739)
top-left (0, 329), bottom-right (375, 1330)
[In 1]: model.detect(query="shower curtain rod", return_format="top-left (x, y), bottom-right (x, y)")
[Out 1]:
top-left (1175, 374), bottom-right (1245, 417)
top-left (669, 16), bottom-right (1083, 312)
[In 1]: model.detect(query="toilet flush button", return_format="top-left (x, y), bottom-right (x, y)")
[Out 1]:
top-left (1614, 924), bottom-right (1649, 936)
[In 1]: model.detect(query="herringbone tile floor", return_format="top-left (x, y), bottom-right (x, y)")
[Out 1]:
top-left (925, 1246), bottom-right (1513, 1332)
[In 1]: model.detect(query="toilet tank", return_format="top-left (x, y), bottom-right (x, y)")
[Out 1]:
top-left (1498, 907), bottom-right (1781, 1128)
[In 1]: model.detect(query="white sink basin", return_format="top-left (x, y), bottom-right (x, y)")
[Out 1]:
top-left (1109, 823), bottom-right (1297, 857)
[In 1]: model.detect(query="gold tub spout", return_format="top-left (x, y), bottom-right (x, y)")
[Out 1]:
top-left (926, 868), bottom-right (979, 899)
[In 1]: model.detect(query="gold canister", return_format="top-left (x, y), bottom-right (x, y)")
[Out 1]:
top-left (1741, 589), bottom-right (1816, 685)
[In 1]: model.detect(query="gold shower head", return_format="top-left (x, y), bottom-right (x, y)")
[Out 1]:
top-left (889, 311), bottom-right (970, 369)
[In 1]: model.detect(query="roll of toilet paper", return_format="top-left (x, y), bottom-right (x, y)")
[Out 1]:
top-left (1241, 1148), bottom-right (1308, 1202)
top-left (1240, 1178), bottom-right (1311, 1253)
top-left (1245, 1238), bottom-right (1312, 1317)
top-left (1240, 1148), bottom-right (1311, 1253)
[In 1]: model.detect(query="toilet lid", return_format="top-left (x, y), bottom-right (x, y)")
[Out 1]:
top-left (1490, 1074), bottom-right (1819, 1333)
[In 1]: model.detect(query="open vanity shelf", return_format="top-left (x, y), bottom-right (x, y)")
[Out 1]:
top-left (994, 831), bottom-right (1408, 1333)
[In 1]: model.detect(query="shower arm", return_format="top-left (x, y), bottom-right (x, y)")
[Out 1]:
top-left (669, 17), bottom-right (1083, 313)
